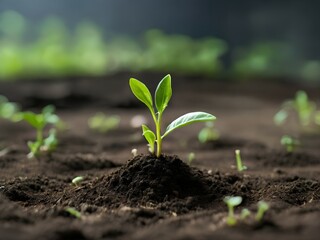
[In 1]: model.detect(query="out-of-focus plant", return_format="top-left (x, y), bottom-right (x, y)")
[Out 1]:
top-left (198, 122), bottom-right (220, 143)
top-left (0, 95), bottom-right (20, 121)
top-left (280, 135), bottom-right (300, 153)
top-left (231, 42), bottom-right (297, 79)
top-left (274, 91), bottom-right (317, 129)
top-left (19, 105), bottom-right (60, 158)
top-left (88, 113), bottom-right (120, 133)
top-left (143, 29), bottom-right (227, 76)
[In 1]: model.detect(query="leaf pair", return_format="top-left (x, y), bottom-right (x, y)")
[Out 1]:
top-left (129, 74), bottom-right (171, 115)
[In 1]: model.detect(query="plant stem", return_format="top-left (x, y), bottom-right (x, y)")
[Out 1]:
top-left (37, 128), bottom-right (43, 144)
top-left (156, 113), bottom-right (162, 158)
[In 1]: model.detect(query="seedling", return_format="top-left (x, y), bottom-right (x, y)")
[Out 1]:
top-left (255, 201), bottom-right (269, 221)
top-left (20, 105), bottom-right (60, 158)
top-left (198, 122), bottom-right (219, 143)
top-left (235, 149), bottom-right (247, 172)
top-left (223, 196), bottom-right (242, 226)
top-left (0, 95), bottom-right (20, 121)
top-left (240, 208), bottom-right (251, 220)
top-left (274, 91), bottom-right (316, 129)
top-left (187, 152), bottom-right (196, 165)
top-left (65, 207), bottom-right (82, 219)
top-left (88, 113), bottom-right (120, 133)
top-left (129, 74), bottom-right (216, 157)
top-left (280, 135), bottom-right (300, 153)
top-left (72, 176), bottom-right (84, 186)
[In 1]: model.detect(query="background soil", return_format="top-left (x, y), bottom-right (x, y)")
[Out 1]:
top-left (0, 72), bottom-right (319, 240)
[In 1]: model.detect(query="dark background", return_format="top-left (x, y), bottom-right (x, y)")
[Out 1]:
top-left (1, 0), bottom-right (320, 59)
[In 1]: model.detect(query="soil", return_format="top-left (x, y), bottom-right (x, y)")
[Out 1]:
top-left (0, 72), bottom-right (319, 240)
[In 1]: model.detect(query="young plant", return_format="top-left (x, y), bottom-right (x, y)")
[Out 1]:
top-left (20, 105), bottom-right (60, 158)
top-left (274, 91), bottom-right (316, 128)
top-left (280, 135), bottom-right (300, 153)
top-left (255, 201), bottom-right (269, 221)
top-left (223, 196), bottom-right (242, 226)
top-left (198, 122), bottom-right (220, 143)
top-left (72, 176), bottom-right (84, 186)
top-left (240, 208), bottom-right (251, 220)
top-left (0, 95), bottom-right (20, 121)
top-left (88, 113), bottom-right (120, 133)
top-left (187, 152), bottom-right (196, 165)
top-left (129, 74), bottom-right (216, 157)
top-left (235, 149), bottom-right (247, 172)
top-left (65, 207), bottom-right (82, 219)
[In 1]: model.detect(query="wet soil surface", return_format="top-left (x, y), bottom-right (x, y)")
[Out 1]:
top-left (0, 72), bottom-right (320, 240)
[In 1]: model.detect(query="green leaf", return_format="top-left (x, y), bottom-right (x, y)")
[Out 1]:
top-left (21, 112), bottom-right (44, 129)
top-left (273, 109), bottom-right (288, 125)
top-left (129, 78), bottom-right (153, 112)
top-left (224, 196), bottom-right (242, 207)
top-left (142, 124), bottom-right (156, 153)
top-left (155, 74), bottom-right (172, 113)
top-left (43, 129), bottom-right (58, 152)
top-left (163, 112), bottom-right (216, 138)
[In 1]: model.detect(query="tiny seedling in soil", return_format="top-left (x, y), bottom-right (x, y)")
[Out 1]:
top-left (198, 121), bottom-right (220, 143)
top-left (88, 113), bottom-right (120, 133)
top-left (235, 149), bottom-right (247, 172)
top-left (240, 208), bottom-right (251, 220)
top-left (280, 135), bottom-right (300, 153)
top-left (65, 207), bottom-right (82, 219)
top-left (129, 74), bottom-right (216, 157)
top-left (255, 201), bottom-right (269, 222)
top-left (274, 90), bottom-right (317, 129)
top-left (19, 105), bottom-right (60, 158)
top-left (72, 176), bottom-right (84, 186)
top-left (223, 196), bottom-right (242, 226)
top-left (187, 152), bottom-right (196, 165)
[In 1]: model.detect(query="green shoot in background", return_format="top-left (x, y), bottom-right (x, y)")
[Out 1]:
top-left (255, 201), bottom-right (269, 221)
top-left (129, 74), bottom-right (216, 157)
top-left (19, 105), bottom-right (60, 158)
top-left (0, 95), bottom-right (20, 121)
top-left (223, 196), bottom-right (242, 226)
top-left (88, 113), bottom-right (120, 133)
top-left (72, 176), bottom-right (84, 186)
top-left (198, 121), bottom-right (220, 143)
top-left (235, 149), bottom-right (247, 172)
top-left (65, 207), bottom-right (82, 219)
top-left (280, 135), bottom-right (300, 153)
top-left (274, 91), bottom-right (318, 130)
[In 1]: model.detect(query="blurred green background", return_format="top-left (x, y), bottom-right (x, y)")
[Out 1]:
top-left (1, 0), bottom-right (320, 83)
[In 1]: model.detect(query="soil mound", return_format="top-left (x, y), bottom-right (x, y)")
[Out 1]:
top-left (106, 154), bottom-right (210, 204)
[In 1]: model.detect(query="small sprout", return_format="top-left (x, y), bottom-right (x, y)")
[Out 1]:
top-left (274, 91), bottom-right (317, 129)
top-left (198, 122), bottom-right (220, 143)
top-left (255, 201), bottom-right (269, 221)
top-left (131, 148), bottom-right (138, 157)
top-left (88, 113), bottom-right (120, 133)
top-left (65, 207), bottom-right (82, 219)
top-left (0, 95), bottom-right (20, 121)
top-left (240, 208), bottom-right (251, 220)
top-left (72, 176), bottom-right (84, 186)
top-left (187, 152), bottom-right (196, 165)
top-left (280, 135), bottom-right (300, 153)
top-left (235, 149), bottom-right (247, 172)
top-left (224, 196), bottom-right (242, 226)
top-left (129, 74), bottom-right (216, 157)
top-left (20, 105), bottom-right (60, 158)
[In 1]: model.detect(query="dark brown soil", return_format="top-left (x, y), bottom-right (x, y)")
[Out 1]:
top-left (0, 72), bottom-right (319, 240)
